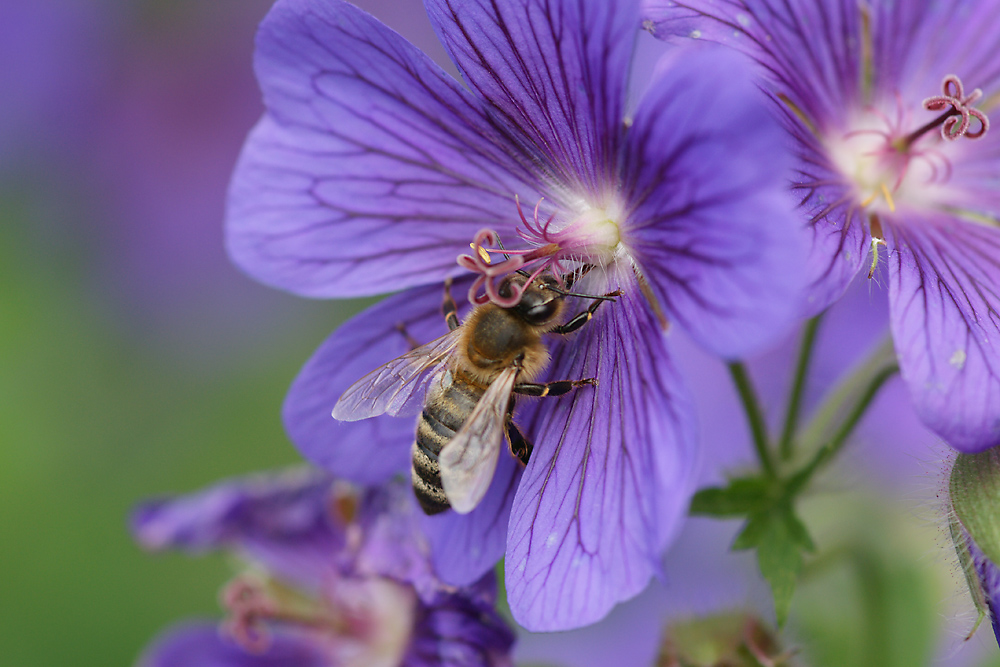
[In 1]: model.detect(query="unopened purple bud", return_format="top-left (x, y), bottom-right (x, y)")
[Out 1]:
top-left (949, 449), bottom-right (1000, 646)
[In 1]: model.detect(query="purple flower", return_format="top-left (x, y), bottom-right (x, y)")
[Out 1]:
top-left (226, 0), bottom-right (804, 630)
top-left (132, 469), bottom-right (515, 667)
top-left (642, 0), bottom-right (1000, 452)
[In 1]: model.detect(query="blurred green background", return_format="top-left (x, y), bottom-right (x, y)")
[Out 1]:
top-left (2, 1), bottom-right (1000, 666)
top-left (0, 2), bottom-right (344, 665)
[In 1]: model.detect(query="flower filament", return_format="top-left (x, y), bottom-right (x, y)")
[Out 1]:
top-left (457, 196), bottom-right (624, 305)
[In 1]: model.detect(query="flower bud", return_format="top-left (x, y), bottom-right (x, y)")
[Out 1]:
top-left (949, 448), bottom-right (1000, 646)
top-left (656, 612), bottom-right (790, 667)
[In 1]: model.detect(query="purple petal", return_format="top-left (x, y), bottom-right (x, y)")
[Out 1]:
top-left (284, 280), bottom-right (474, 482)
top-left (131, 469), bottom-right (341, 590)
top-left (514, 517), bottom-right (760, 667)
top-left (406, 577), bottom-right (516, 667)
top-left (421, 452), bottom-right (521, 587)
top-left (352, 480), bottom-right (439, 598)
top-left (889, 2), bottom-right (1000, 98)
top-left (887, 218), bottom-right (1000, 452)
top-left (795, 180), bottom-right (869, 315)
top-left (227, 0), bottom-right (542, 298)
top-left (425, 0), bottom-right (637, 197)
top-left (641, 0), bottom-right (865, 127)
top-left (136, 622), bottom-right (328, 667)
top-left (505, 278), bottom-right (698, 630)
top-left (637, 2), bottom-right (878, 314)
top-left (622, 46), bottom-right (805, 358)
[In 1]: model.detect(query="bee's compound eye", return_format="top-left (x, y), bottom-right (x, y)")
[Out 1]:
top-left (523, 301), bottom-right (558, 325)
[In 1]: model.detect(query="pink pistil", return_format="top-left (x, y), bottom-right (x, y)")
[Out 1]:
top-left (221, 576), bottom-right (346, 654)
top-left (917, 74), bottom-right (990, 143)
top-left (222, 577), bottom-right (279, 653)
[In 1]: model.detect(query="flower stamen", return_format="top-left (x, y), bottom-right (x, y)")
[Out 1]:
top-left (879, 182), bottom-right (896, 212)
top-left (867, 213), bottom-right (886, 279)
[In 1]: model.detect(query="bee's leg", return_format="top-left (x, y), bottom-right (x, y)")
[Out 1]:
top-left (504, 397), bottom-right (533, 465)
top-left (550, 290), bottom-right (623, 335)
top-left (442, 277), bottom-right (460, 331)
top-left (393, 323), bottom-right (421, 351)
top-left (514, 378), bottom-right (597, 397)
top-left (506, 420), bottom-right (534, 466)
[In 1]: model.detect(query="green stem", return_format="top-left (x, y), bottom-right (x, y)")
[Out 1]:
top-left (798, 335), bottom-right (896, 453)
top-left (793, 363), bottom-right (899, 489)
top-left (727, 362), bottom-right (775, 478)
top-left (853, 549), bottom-right (891, 667)
top-left (778, 315), bottom-right (823, 461)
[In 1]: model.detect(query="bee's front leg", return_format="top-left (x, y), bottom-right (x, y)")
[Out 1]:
top-left (550, 290), bottom-right (622, 334)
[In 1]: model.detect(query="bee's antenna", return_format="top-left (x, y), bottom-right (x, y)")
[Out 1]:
top-left (490, 235), bottom-right (531, 277)
top-left (544, 284), bottom-right (620, 302)
top-left (494, 236), bottom-right (512, 262)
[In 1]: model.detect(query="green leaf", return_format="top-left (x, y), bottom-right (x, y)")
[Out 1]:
top-left (732, 511), bottom-right (770, 551)
top-left (950, 449), bottom-right (1000, 565)
top-left (690, 476), bottom-right (772, 517)
top-left (756, 509), bottom-right (803, 627)
top-left (783, 507), bottom-right (816, 552)
top-left (734, 504), bottom-right (811, 627)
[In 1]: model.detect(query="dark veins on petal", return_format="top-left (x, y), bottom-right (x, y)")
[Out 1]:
top-left (433, 0), bottom-right (627, 194)
top-left (507, 287), bottom-right (691, 627)
top-left (891, 223), bottom-right (1000, 375)
top-left (236, 1), bottom-right (560, 294)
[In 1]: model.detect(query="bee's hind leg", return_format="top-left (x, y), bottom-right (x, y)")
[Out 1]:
top-left (514, 378), bottom-right (597, 398)
top-left (505, 398), bottom-right (533, 465)
top-left (506, 421), bottom-right (534, 466)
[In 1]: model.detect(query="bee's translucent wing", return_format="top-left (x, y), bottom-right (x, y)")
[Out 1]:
top-left (439, 366), bottom-right (518, 514)
top-left (332, 328), bottom-right (462, 421)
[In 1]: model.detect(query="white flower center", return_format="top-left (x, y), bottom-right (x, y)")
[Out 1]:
top-left (561, 201), bottom-right (625, 266)
top-left (826, 110), bottom-right (949, 217)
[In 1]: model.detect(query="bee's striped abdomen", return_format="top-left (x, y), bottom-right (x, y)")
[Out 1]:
top-left (411, 373), bottom-right (484, 515)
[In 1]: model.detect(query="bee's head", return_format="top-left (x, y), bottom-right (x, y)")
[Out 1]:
top-left (498, 273), bottom-right (563, 326)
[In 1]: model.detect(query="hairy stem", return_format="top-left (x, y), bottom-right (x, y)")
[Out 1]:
top-left (798, 335), bottom-right (896, 453)
top-left (796, 363), bottom-right (899, 485)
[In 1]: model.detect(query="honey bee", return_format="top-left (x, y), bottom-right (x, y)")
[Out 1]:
top-left (332, 272), bottom-right (619, 515)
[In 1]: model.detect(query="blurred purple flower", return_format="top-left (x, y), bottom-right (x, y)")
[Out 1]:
top-left (642, 0), bottom-right (1000, 453)
top-left (132, 469), bottom-right (514, 667)
top-left (226, 0), bottom-right (804, 630)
